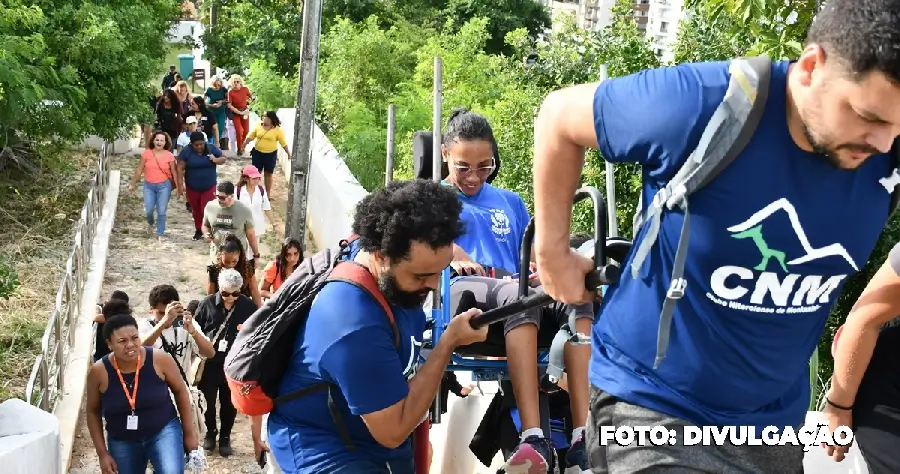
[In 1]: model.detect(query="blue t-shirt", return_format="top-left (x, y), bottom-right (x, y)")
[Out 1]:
top-left (177, 143), bottom-right (222, 191)
top-left (453, 183), bottom-right (531, 273)
top-left (591, 60), bottom-right (894, 430)
top-left (267, 243), bottom-right (427, 473)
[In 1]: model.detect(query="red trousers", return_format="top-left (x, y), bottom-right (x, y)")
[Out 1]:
top-left (186, 186), bottom-right (215, 231)
top-left (232, 115), bottom-right (249, 151)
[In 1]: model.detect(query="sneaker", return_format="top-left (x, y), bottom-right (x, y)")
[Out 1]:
top-left (202, 433), bottom-right (216, 451)
top-left (218, 437), bottom-right (233, 457)
top-left (192, 230), bottom-right (203, 241)
top-left (505, 435), bottom-right (555, 474)
top-left (564, 433), bottom-right (590, 473)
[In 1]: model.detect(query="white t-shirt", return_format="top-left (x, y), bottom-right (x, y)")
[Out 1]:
top-left (137, 318), bottom-right (209, 376)
top-left (177, 130), bottom-right (207, 149)
top-left (236, 185), bottom-right (272, 237)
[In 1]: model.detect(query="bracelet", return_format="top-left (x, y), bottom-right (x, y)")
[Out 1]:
top-left (826, 397), bottom-right (853, 411)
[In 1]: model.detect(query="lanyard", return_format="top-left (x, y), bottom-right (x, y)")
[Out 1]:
top-left (112, 351), bottom-right (142, 414)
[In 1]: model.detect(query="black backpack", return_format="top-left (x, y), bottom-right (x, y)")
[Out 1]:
top-left (224, 235), bottom-right (398, 450)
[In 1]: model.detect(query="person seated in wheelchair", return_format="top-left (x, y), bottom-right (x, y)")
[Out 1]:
top-left (435, 108), bottom-right (595, 474)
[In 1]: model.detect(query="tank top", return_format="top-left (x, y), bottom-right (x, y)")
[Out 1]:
top-left (101, 347), bottom-right (178, 441)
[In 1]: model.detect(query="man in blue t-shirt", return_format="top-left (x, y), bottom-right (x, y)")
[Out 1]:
top-left (265, 180), bottom-right (488, 474)
top-left (530, 1), bottom-right (900, 472)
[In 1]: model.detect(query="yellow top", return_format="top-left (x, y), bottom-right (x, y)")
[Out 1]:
top-left (248, 125), bottom-right (288, 153)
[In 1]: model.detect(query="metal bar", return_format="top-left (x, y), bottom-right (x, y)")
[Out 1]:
top-left (599, 64), bottom-right (618, 237)
top-left (385, 104), bottom-right (395, 185)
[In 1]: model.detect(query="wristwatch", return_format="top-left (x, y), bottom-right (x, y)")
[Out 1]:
top-left (253, 253), bottom-right (260, 259)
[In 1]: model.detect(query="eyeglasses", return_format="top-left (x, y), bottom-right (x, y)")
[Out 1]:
top-left (215, 194), bottom-right (229, 200)
top-left (451, 158), bottom-right (496, 177)
top-left (220, 291), bottom-right (241, 297)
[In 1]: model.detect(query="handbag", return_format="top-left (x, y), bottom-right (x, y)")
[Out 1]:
top-left (191, 305), bottom-right (236, 386)
top-left (159, 331), bottom-right (208, 439)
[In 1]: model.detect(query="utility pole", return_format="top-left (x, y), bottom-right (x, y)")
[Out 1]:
top-left (285, 0), bottom-right (324, 249)
top-left (208, 0), bottom-right (218, 74)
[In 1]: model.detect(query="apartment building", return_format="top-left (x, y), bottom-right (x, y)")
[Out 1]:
top-left (539, 0), bottom-right (685, 62)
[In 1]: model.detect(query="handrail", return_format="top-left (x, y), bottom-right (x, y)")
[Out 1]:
top-left (24, 142), bottom-right (111, 412)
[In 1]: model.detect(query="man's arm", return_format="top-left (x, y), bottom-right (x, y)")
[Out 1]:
top-left (829, 243), bottom-right (900, 406)
top-left (322, 328), bottom-right (459, 449)
top-left (245, 219), bottom-right (260, 257)
top-left (190, 324), bottom-right (216, 359)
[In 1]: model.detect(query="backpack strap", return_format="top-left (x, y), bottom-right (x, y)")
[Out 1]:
top-left (327, 261), bottom-right (399, 348)
top-left (629, 56), bottom-right (771, 369)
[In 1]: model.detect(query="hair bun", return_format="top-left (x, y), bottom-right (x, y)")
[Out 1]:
top-left (448, 107), bottom-right (470, 124)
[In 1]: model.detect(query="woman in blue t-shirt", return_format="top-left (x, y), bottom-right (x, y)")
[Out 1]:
top-left (441, 109), bottom-right (593, 474)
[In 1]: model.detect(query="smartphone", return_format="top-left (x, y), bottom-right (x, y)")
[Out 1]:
top-left (257, 450), bottom-right (267, 468)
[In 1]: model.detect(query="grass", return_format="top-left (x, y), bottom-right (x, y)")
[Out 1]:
top-left (0, 147), bottom-right (98, 402)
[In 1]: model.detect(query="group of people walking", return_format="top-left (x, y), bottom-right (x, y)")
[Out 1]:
top-left (86, 233), bottom-right (305, 473)
top-left (131, 66), bottom-right (290, 242)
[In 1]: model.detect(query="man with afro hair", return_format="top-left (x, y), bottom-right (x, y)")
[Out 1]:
top-left (264, 179), bottom-right (489, 474)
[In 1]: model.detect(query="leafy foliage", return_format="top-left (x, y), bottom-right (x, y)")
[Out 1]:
top-left (0, 0), bottom-right (177, 153)
top-left (200, 0), bottom-right (550, 77)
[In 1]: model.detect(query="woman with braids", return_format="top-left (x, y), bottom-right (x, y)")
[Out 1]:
top-left (206, 234), bottom-right (262, 307)
top-left (260, 237), bottom-right (303, 299)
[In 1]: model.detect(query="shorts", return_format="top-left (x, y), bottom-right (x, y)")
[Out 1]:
top-left (448, 276), bottom-right (594, 356)
top-left (251, 149), bottom-right (278, 174)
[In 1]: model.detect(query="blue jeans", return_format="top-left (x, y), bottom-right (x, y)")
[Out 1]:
top-left (318, 457), bottom-right (415, 474)
top-left (107, 417), bottom-right (185, 474)
top-left (143, 180), bottom-right (172, 236)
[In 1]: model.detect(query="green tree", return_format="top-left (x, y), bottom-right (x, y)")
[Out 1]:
top-left (0, 0), bottom-right (177, 164)
top-left (684, 0), bottom-right (818, 59)
top-left (442, 0), bottom-right (551, 55)
top-left (201, 0), bottom-right (303, 77)
top-left (672, 5), bottom-right (753, 64)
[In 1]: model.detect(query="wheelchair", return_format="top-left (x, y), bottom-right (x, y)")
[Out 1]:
top-left (403, 137), bottom-right (632, 472)
top-left (382, 59), bottom-right (634, 473)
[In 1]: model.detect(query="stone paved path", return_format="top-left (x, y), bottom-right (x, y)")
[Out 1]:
top-left (69, 150), bottom-right (294, 474)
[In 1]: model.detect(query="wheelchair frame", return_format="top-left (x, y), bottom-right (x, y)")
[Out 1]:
top-left (383, 57), bottom-right (630, 473)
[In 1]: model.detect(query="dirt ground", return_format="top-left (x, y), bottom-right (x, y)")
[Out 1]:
top-left (68, 150), bottom-right (296, 474)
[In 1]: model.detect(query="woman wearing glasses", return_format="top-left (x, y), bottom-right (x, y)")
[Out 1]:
top-left (194, 268), bottom-right (258, 458)
top-left (439, 108), bottom-right (594, 474)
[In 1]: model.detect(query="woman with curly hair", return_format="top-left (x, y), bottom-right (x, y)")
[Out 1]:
top-left (206, 234), bottom-right (262, 307)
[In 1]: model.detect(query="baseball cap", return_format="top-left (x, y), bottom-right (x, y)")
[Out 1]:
top-left (185, 116), bottom-right (198, 124)
top-left (242, 165), bottom-right (262, 179)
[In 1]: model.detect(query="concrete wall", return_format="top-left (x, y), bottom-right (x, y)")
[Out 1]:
top-left (0, 399), bottom-right (61, 474)
top-left (273, 109), bottom-right (368, 250)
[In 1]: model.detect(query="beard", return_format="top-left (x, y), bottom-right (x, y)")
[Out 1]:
top-left (802, 116), bottom-right (880, 170)
top-left (379, 271), bottom-right (431, 308)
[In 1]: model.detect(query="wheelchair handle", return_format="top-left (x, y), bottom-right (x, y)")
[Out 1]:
top-left (470, 186), bottom-right (618, 330)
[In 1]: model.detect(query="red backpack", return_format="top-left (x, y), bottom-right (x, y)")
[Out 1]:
top-left (224, 235), bottom-right (399, 424)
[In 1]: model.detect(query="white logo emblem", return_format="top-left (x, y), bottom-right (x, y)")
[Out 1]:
top-left (707, 198), bottom-right (856, 315)
top-left (489, 208), bottom-right (511, 237)
top-left (879, 168), bottom-right (900, 194)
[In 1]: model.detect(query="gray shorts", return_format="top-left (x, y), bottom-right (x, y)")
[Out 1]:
top-left (585, 386), bottom-right (804, 473)
top-left (449, 276), bottom-right (594, 336)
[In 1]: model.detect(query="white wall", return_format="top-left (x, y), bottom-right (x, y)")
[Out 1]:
top-left (0, 399), bottom-right (61, 474)
top-left (273, 110), bottom-right (369, 251)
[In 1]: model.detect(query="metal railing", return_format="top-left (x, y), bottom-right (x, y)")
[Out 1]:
top-left (24, 142), bottom-right (111, 412)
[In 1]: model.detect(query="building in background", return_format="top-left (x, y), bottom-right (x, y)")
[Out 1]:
top-left (539, 0), bottom-right (685, 63)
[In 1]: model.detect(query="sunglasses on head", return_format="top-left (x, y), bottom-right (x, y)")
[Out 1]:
top-left (220, 291), bottom-right (241, 297)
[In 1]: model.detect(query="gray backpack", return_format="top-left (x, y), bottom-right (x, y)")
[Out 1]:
top-left (628, 56), bottom-right (900, 369)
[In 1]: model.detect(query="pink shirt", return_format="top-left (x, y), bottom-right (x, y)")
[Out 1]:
top-left (142, 149), bottom-right (175, 184)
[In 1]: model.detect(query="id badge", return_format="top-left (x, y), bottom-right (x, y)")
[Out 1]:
top-left (126, 415), bottom-right (139, 431)
top-left (218, 339), bottom-right (228, 353)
